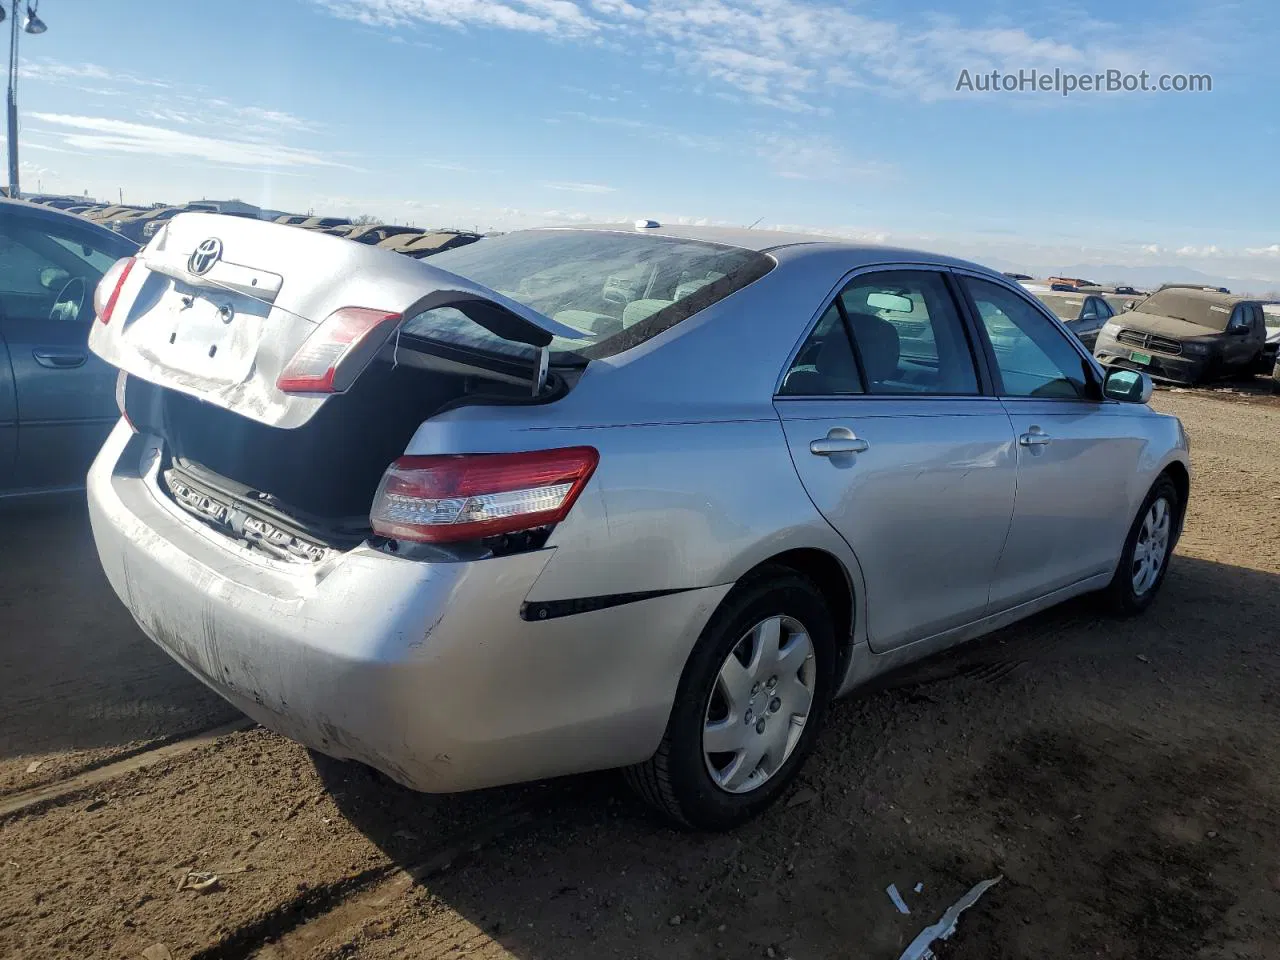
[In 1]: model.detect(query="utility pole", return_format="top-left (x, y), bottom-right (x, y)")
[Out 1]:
top-left (5, 1), bottom-right (49, 200)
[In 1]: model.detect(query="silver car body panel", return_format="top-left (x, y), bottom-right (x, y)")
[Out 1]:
top-left (86, 224), bottom-right (1191, 791)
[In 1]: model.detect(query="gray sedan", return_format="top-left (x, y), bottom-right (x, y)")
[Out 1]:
top-left (0, 199), bottom-right (136, 498)
top-left (86, 216), bottom-right (1190, 829)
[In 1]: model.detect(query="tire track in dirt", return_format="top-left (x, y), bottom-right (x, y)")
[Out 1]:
top-left (0, 718), bottom-right (254, 820)
top-left (190, 806), bottom-right (533, 960)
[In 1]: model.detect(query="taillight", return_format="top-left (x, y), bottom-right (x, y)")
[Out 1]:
top-left (370, 447), bottom-right (599, 543)
top-left (95, 256), bottom-right (136, 324)
top-left (276, 307), bottom-right (402, 394)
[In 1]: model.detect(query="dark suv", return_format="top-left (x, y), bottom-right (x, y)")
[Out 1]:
top-left (1093, 288), bottom-right (1271, 385)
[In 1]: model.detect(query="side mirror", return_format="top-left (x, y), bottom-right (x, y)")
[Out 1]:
top-left (1103, 368), bottom-right (1153, 404)
top-left (1123, 299), bottom-right (1138, 312)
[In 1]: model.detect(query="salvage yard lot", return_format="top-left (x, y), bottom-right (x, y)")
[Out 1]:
top-left (2, 389), bottom-right (1278, 960)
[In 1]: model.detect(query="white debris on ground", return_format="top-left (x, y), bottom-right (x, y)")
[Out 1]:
top-left (897, 876), bottom-right (1003, 960)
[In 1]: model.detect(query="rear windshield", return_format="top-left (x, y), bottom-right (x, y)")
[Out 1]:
top-left (401, 229), bottom-right (773, 362)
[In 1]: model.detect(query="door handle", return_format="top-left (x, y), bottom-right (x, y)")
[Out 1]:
top-left (810, 427), bottom-right (870, 457)
top-left (32, 349), bottom-right (87, 369)
top-left (1018, 429), bottom-right (1051, 447)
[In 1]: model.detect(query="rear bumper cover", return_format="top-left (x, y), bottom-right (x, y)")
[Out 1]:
top-left (87, 421), bottom-right (727, 792)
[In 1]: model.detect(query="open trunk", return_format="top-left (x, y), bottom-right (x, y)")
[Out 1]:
top-left (93, 212), bottom-right (587, 559)
top-left (122, 356), bottom-right (560, 558)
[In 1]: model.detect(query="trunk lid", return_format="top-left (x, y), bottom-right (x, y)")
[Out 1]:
top-left (89, 212), bottom-right (589, 428)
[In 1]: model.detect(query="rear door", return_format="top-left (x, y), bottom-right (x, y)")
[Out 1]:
top-left (958, 274), bottom-right (1142, 608)
top-left (0, 209), bottom-right (128, 491)
top-left (775, 267), bottom-right (1018, 651)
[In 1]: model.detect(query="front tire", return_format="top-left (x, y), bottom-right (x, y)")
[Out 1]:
top-left (1103, 475), bottom-right (1181, 615)
top-left (625, 567), bottom-right (837, 830)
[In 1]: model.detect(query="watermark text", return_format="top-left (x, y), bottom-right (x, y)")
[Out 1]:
top-left (955, 68), bottom-right (1212, 96)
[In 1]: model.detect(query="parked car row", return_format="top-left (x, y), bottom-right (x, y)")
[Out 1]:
top-left (20, 195), bottom-right (484, 260)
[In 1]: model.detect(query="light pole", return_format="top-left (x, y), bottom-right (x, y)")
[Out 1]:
top-left (5, 0), bottom-right (48, 199)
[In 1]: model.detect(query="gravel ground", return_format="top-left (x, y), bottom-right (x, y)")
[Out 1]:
top-left (1, 389), bottom-right (1278, 960)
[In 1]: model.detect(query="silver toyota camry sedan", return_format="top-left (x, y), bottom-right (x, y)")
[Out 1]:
top-left (85, 214), bottom-right (1190, 829)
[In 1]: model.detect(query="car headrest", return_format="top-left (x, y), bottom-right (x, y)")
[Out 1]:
top-left (554, 310), bottom-right (622, 337)
top-left (814, 330), bottom-right (860, 386)
top-left (622, 298), bottom-right (673, 326)
top-left (845, 311), bottom-right (900, 383)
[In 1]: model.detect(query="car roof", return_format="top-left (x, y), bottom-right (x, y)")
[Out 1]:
top-left (541, 223), bottom-right (996, 273)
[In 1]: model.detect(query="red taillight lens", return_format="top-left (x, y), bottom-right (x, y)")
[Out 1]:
top-left (95, 256), bottom-right (136, 324)
top-left (370, 447), bottom-right (599, 543)
top-left (276, 307), bottom-right (402, 394)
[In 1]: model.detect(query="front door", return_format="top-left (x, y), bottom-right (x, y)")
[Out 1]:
top-left (959, 275), bottom-right (1142, 608)
top-left (775, 268), bottom-right (1018, 651)
top-left (0, 213), bottom-right (124, 492)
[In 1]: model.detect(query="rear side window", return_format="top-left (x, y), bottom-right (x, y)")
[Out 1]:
top-left (405, 230), bottom-right (773, 362)
top-left (965, 278), bottom-right (1091, 399)
top-left (840, 271), bottom-right (979, 395)
top-left (778, 303), bottom-right (864, 396)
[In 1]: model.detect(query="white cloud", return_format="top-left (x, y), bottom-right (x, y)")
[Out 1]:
top-left (316, 0), bottom-right (600, 36)
top-left (754, 132), bottom-right (893, 182)
top-left (1244, 244), bottom-right (1280, 257)
top-left (319, 0), bottom-right (1209, 110)
top-left (19, 60), bottom-right (170, 89)
top-left (541, 180), bottom-right (617, 193)
top-left (28, 113), bottom-right (347, 170)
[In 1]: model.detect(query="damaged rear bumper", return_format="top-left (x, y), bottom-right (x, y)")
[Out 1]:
top-left (86, 420), bottom-right (724, 792)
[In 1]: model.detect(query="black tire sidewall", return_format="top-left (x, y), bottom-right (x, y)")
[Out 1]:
top-left (661, 572), bottom-right (837, 830)
top-left (1111, 476), bottom-right (1180, 614)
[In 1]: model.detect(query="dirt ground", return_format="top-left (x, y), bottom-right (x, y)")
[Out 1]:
top-left (1, 388), bottom-right (1278, 960)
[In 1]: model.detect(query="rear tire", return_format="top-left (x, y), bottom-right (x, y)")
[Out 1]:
top-left (1102, 475), bottom-right (1181, 616)
top-left (624, 567), bottom-right (837, 830)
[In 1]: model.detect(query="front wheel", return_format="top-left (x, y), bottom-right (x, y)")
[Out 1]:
top-left (625, 567), bottom-right (837, 830)
top-left (1103, 476), bottom-right (1181, 615)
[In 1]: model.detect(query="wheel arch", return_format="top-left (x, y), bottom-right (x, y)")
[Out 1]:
top-left (1159, 459), bottom-right (1190, 540)
top-left (735, 547), bottom-right (858, 686)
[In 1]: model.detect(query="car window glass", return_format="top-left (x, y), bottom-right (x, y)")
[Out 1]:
top-left (0, 219), bottom-right (120, 323)
top-left (964, 277), bottom-right (1090, 399)
top-left (1096, 298), bottom-right (1114, 319)
top-left (1080, 298), bottom-right (1099, 320)
top-left (778, 302), bottom-right (864, 396)
top-left (403, 229), bottom-right (772, 361)
top-left (838, 271), bottom-right (979, 395)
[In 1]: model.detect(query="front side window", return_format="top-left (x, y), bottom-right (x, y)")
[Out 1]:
top-left (964, 277), bottom-right (1092, 399)
top-left (838, 271), bottom-right (979, 395)
top-left (0, 216), bottom-right (132, 324)
top-left (403, 229), bottom-right (772, 362)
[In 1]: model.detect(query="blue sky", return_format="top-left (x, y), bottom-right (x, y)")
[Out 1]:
top-left (5, 0), bottom-right (1280, 284)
